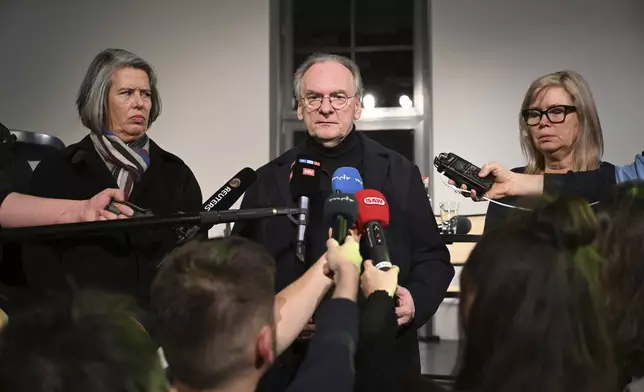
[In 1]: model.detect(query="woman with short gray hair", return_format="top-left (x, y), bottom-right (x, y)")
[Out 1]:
top-left (23, 48), bottom-right (203, 311)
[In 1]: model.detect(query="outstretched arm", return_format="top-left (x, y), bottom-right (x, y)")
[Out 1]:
top-left (274, 255), bottom-right (334, 355)
top-left (0, 189), bottom-right (133, 228)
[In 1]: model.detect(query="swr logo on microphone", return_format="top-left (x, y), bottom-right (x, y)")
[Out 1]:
top-left (363, 197), bottom-right (385, 206)
top-left (302, 168), bottom-right (315, 176)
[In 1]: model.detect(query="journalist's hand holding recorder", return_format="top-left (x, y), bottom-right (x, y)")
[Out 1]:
top-left (435, 152), bottom-right (543, 200)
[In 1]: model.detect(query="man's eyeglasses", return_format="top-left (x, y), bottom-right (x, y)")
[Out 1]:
top-left (301, 93), bottom-right (355, 110)
top-left (521, 105), bottom-right (577, 126)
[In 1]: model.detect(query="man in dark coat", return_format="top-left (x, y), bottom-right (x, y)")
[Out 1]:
top-left (233, 53), bottom-right (453, 391)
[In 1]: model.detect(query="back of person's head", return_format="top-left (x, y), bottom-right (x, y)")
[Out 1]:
top-left (520, 70), bottom-right (604, 174)
top-left (151, 236), bottom-right (276, 391)
top-left (0, 290), bottom-right (166, 392)
top-left (456, 197), bottom-right (616, 392)
top-left (595, 181), bottom-right (644, 384)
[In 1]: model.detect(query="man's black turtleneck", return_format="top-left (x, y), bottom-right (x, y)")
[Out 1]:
top-left (301, 128), bottom-right (364, 266)
top-left (303, 127), bottom-right (363, 178)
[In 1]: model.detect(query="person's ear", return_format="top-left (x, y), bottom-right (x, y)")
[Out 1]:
top-left (255, 325), bottom-right (275, 369)
top-left (297, 100), bottom-right (304, 120)
top-left (353, 97), bottom-right (362, 120)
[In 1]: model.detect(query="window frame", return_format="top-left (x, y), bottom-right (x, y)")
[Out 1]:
top-left (270, 0), bottom-right (433, 193)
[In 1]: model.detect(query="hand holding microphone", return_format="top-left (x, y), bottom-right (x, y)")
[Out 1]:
top-left (360, 260), bottom-right (399, 298)
top-left (323, 236), bottom-right (362, 302)
top-left (355, 189), bottom-right (415, 325)
top-left (324, 236), bottom-right (362, 275)
top-left (323, 193), bottom-right (358, 245)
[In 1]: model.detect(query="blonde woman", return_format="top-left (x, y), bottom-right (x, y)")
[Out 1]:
top-left (484, 70), bottom-right (613, 231)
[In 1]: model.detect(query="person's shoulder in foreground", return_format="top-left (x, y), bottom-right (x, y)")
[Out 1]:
top-left (0, 290), bottom-right (167, 392)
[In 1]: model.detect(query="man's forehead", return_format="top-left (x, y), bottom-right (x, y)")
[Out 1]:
top-left (302, 61), bottom-right (355, 94)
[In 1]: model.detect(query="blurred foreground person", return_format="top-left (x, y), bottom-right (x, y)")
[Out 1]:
top-left (0, 290), bottom-right (167, 392)
top-left (152, 235), bottom-right (397, 392)
top-left (454, 197), bottom-right (617, 392)
top-left (595, 181), bottom-right (644, 391)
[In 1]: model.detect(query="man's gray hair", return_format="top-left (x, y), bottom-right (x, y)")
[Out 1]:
top-left (76, 48), bottom-right (162, 134)
top-left (292, 53), bottom-right (364, 100)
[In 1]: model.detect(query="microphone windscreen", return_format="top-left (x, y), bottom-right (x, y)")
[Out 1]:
top-left (355, 189), bottom-right (390, 230)
top-left (323, 193), bottom-right (358, 226)
top-left (456, 215), bottom-right (472, 234)
top-left (290, 158), bottom-right (322, 200)
top-left (202, 167), bottom-right (257, 212)
top-left (331, 167), bottom-right (364, 194)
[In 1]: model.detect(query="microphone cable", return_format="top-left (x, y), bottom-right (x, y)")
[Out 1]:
top-left (437, 173), bottom-right (599, 211)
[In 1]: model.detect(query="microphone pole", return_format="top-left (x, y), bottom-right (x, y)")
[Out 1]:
top-left (0, 207), bottom-right (301, 241)
top-left (296, 196), bottom-right (309, 262)
top-left (289, 157), bottom-right (324, 263)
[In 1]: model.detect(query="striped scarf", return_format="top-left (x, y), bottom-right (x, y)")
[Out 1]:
top-left (90, 130), bottom-right (150, 199)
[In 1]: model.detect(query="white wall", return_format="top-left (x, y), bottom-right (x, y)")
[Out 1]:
top-left (432, 0), bottom-right (644, 216)
top-left (0, 0), bottom-right (270, 236)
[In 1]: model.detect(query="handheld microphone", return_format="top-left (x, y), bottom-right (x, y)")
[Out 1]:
top-left (290, 157), bottom-right (323, 263)
top-left (355, 189), bottom-right (393, 271)
top-left (176, 167), bottom-right (257, 244)
top-left (331, 166), bottom-right (364, 194)
top-left (456, 216), bottom-right (472, 234)
top-left (328, 167), bottom-right (362, 244)
top-left (323, 193), bottom-right (358, 245)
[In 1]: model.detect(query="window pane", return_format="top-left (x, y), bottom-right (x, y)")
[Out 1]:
top-left (355, 0), bottom-right (414, 46)
top-left (293, 1), bottom-right (351, 49)
top-left (356, 50), bottom-right (414, 108)
top-left (291, 51), bottom-right (353, 109)
top-left (293, 129), bottom-right (415, 162)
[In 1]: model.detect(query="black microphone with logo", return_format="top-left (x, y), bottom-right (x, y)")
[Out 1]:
top-left (323, 193), bottom-right (358, 245)
top-left (175, 167), bottom-right (257, 245)
top-left (290, 157), bottom-right (324, 263)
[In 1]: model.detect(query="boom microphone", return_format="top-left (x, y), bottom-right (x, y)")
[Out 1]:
top-left (176, 167), bottom-right (257, 244)
top-left (355, 189), bottom-right (393, 271)
top-left (0, 207), bottom-right (302, 240)
top-left (290, 157), bottom-right (323, 262)
top-left (203, 167), bottom-right (257, 213)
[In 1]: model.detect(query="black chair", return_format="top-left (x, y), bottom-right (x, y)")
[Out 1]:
top-left (10, 129), bottom-right (65, 161)
top-left (0, 128), bottom-right (65, 192)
